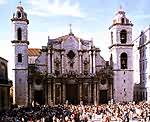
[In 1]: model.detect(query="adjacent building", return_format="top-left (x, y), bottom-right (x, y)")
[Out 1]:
top-left (134, 27), bottom-right (150, 102)
top-left (0, 57), bottom-right (12, 111)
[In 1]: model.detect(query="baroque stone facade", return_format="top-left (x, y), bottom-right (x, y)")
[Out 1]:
top-left (12, 4), bottom-right (141, 106)
top-left (11, 5), bottom-right (113, 106)
top-left (27, 34), bottom-right (113, 105)
top-left (0, 57), bottom-right (11, 111)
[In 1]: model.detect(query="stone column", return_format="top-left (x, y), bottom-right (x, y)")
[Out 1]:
top-left (79, 51), bottom-right (82, 74)
top-left (3, 88), bottom-right (6, 110)
top-left (58, 84), bottom-right (61, 103)
top-left (89, 51), bottom-right (92, 74)
top-left (53, 83), bottom-right (56, 105)
top-left (94, 83), bottom-right (97, 105)
top-left (31, 86), bottom-right (34, 105)
top-left (61, 52), bottom-right (64, 74)
top-left (97, 83), bottom-right (99, 104)
top-left (45, 83), bottom-right (48, 105)
top-left (25, 77), bottom-right (28, 107)
top-left (48, 50), bottom-right (51, 74)
top-left (79, 83), bottom-right (82, 102)
top-left (110, 83), bottom-right (113, 100)
top-left (93, 51), bottom-right (96, 74)
top-left (52, 51), bottom-right (55, 74)
top-left (62, 84), bottom-right (66, 103)
top-left (88, 84), bottom-right (91, 104)
top-left (29, 83), bottom-right (32, 105)
top-left (48, 83), bottom-right (52, 105)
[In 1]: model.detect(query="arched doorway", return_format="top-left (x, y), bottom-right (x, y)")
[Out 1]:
top-left (34, 90), bottom-right (45, 105)
top-left (99, 90), bottom-right (108, 104)
top-left (66, 84), bottom-right (79, 104)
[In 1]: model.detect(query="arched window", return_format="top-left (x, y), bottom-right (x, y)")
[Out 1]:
top-left (121, 18), bottom-right (124, 24)
top-left (120, 30), bottom-right (127, 43)
top-left (18, 53), bottom-right (22, 63)
top-left (120, 52), bottom-right (127, 69)
top-left (67, 50), bottom-right (75, 59)
top-left (0, 63), bottom-right (7, 79)
top-left (17, 12), bottom-right (21, 18)
top-left (17, 28), bottom-right (22, 40)
top-left (54, 57), bottom-right (60, 76)
top-left (111, 31), bottom-right (113, 44)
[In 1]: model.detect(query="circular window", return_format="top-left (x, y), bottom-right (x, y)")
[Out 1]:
top-left (101, 79), bottom-right (106, 85)
top-left (35, 79), bottom-right (41, 85)
top-left (67, 50), bottom-right (75, 59)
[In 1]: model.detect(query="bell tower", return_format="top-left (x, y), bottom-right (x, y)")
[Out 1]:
top-left (109, 7), bottom-right (134, 102)
top-left (11, 4), bottom-right (29, 106)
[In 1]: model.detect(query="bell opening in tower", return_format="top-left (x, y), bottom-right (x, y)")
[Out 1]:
top-left (121, 18), bottom-right (124, 24)
top-left (120, 30), bottom-right (127, 43)
top-left (17, 28), bottom-right (22, 40)
top-left (121, 52), bottom-right (128, 69)
top-left (17, 12), bottom-right (21, 18)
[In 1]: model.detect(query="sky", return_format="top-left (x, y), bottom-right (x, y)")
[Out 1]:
top-left (0, 0), bottom-right (150, 80)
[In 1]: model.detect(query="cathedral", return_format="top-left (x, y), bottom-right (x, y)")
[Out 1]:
top-left (12, 4), bottom-right (135, 106)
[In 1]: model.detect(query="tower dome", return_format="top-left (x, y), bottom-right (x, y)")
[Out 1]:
top-left (109, 6), bottom-right (133, 29)
top-left (11, 4), bottom-right (29, 24)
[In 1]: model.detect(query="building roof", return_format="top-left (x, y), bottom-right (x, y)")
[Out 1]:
top-left (56, 33), bottom-right (80, 42)
top-left (47, 33), bottom-right (92, 46)
top-left (28, 48), bottom-right (41, 56)
top-left (0, 57), bottom-right (8, 62)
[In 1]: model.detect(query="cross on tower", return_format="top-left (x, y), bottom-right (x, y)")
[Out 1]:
top-left (119, 5), bottom-right (122, 10)
top-left (19, 1), bottom-right (22, 5)
top-left (69, 24), bottom-right (72, 34)
top-left (119, 5), bottom-right (124, 11)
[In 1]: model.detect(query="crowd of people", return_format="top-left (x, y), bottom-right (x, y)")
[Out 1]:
top-left (0, 101), bottom-right (150, 122)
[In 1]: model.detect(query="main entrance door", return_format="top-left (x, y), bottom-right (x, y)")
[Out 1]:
top-left (34, 90), bottom-right (45, 105)
top-left (66, 84), bottom-right (78, 104)
top-left (99, 90), bottom-right (108, 104)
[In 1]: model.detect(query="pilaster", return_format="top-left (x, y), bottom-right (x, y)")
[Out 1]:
top-left (61, 51), bottom-right (65, 74)
top-left (93, 51), bottom-right (96, 74)
top-left (89, 51), bottom-right (92, 74)
top-left (79, 83), bottom-right (82, 102)
top-left (53, 82), bottom-right (55, 104)
top-left (62, 84), bottom-right (66, 103)
top-left (48, 50), bottom-right (52, 74)
top-left (29, 83), bottom-right (32, 105)
top-left (48, 83), bottom-right (52, 105)
top-left (94, 83), bottom-right (97, 105)
top-left (52, 51), bottom-right (55, 74)
top-left (88, 84), bottom-right (91, 104)
top-left (79, 51), bottom-right (82, 74)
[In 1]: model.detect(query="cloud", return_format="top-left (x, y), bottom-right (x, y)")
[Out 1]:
top-left (27, 0), bottom-right (85, 18)
top-left (0, 0), bottom-right (6, 5)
